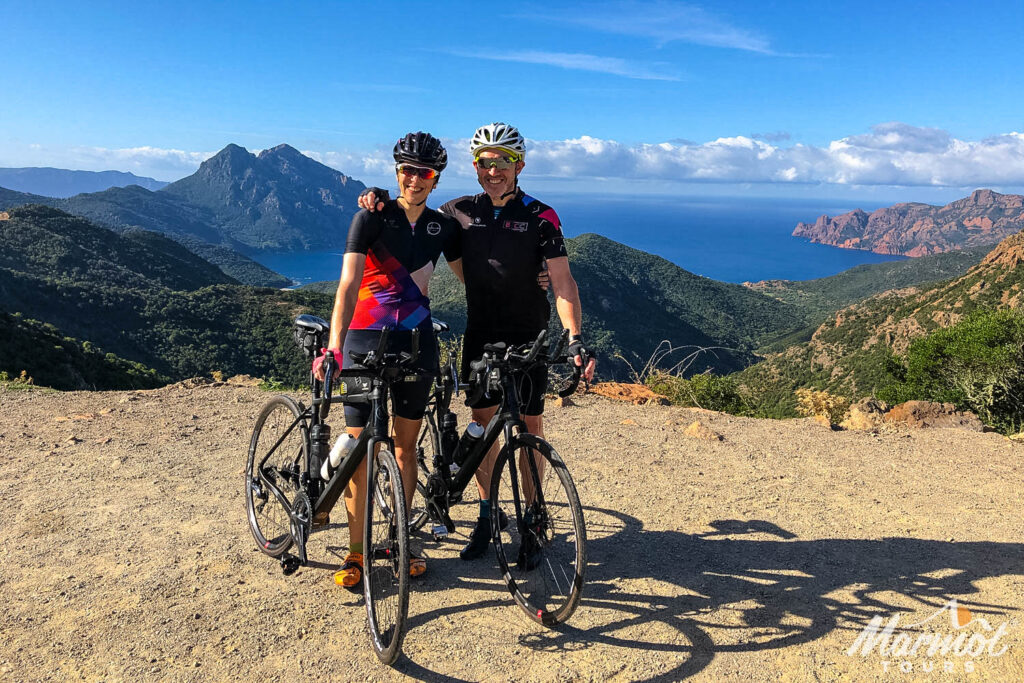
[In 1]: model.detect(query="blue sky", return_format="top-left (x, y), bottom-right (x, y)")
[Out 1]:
top-left (3, 0), bottom-right (1023, 201)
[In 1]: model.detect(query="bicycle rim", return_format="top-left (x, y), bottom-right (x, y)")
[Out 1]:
top-left (490, 434), bottom-right (586, 627)
top-left (364, 448), bottom-right (410, 664)
top-left (246, 396), bottom-right (307, 557)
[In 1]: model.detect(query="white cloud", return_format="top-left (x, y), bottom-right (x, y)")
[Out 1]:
top-left (14, 123), bottom-right (1024, 190)
top-left (519, 1), bottom-right (775, 54)
top-left (306, 125), bottom-right (1024, 189)
top-left (19, 144), bottom-right (217, 181)
top-left (446, 49), bottom-right (681, 81)
top-left (502, 124), bottom-right (1024, 187)
top-left (302, 149), bottom-right (394, 178)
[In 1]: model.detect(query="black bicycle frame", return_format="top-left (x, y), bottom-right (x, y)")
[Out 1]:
top-left (255, 373), bottom-right (395, 528)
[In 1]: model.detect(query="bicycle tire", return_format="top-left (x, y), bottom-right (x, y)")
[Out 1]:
top-left (489, 433), bottom-right (586, 627)
top-left (245, 395), bottom-right (309, 557)
top-left (364, 448), bottom-right (410, 665)
top-left (410, 414), bottom-right (438, 532)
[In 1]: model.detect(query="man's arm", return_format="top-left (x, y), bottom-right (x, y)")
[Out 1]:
top-left (547, 256), bottom-right (596, 381)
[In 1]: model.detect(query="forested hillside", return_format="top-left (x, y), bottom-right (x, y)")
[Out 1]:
top-left (0, 206), bottom-right (331, 387)
top-left (733, 229), bottom-right (1024, 415)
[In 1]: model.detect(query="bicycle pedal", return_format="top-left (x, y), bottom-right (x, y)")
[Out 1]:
top-left (280, 555), bottom-right (302, 576)
top-left (430, 524), bottom-right (450, 540)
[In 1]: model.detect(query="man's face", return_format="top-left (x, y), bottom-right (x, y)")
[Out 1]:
top-left (474, 149), bottom-right (524, 200)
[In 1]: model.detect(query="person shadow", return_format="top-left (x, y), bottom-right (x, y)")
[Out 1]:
top-left (390, 506), bottom-right (1024, 681)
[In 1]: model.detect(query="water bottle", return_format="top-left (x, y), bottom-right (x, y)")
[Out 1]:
top-left (452, 421), bottom-right (485, 467)
top-left (439, 412), bottom-right (459, 464)
top-left (321, 432), bottom-right (356, 480)
top-left (309, 423), bottom-right (330, 481)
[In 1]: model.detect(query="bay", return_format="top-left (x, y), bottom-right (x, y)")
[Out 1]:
top-left (252, 194), bottom-right (904, 286)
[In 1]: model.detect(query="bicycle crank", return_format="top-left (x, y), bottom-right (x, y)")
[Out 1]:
top-left (289, 491), bottom-right (313, 565)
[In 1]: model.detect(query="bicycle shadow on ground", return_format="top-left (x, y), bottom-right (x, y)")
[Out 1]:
top-left (392, 506), bottom-right (1024, 681)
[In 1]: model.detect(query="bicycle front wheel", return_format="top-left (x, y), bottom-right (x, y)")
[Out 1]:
top-left (490, 434), bottom-right (586, 627)
top-left (364, 448), bottom-right (410, 664)
top-left (245, 396), bottom-right (308, 557)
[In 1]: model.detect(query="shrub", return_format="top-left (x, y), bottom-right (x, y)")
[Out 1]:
top-left (646, 369), bottom-right (750, 415)
top-left (794, 388), bottom-right (850, 423)
top-left (879, 309), bottom-right (1024, 433)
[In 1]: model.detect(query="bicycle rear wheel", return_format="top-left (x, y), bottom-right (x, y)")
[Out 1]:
top-left (410, 414), bottom-right (438, 532)
top-left (490, 433), bottom-right (586, 627)
top-left (245, 396), bottom-right (308, 557)
top-left (364, 448), bottom-right (410, 664)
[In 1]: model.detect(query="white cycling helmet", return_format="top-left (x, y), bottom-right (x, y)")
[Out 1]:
top-left (470, 122), bottom-right (526, 159)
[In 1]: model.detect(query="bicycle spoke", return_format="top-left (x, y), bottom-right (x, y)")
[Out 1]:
top-left (491, 435), bottom-right (586, 627)
top-left (246, 397), bottom-right (308, 557)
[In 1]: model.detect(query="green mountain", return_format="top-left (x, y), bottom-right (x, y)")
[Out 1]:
top-left (745, 244), bottom-right (993, 351)
top-left (0, 206), bottom-right (331, 387)
top-left (0, 204), bottom-right (237, 292)
top-left (304, 233), bottom-right (808, 379)
top-left (0, 184), bottom-right (290, 288)
top-left (161, 143), bottom-right (366, 251)
top-left (733, 229), bottom-right (1024, 415)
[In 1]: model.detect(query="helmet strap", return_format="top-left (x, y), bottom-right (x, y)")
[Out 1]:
top-left (499, 178), bottom-right (519, 201)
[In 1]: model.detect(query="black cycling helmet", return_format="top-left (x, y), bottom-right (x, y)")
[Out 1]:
top-left (393, 131), bottom-right (448, 172)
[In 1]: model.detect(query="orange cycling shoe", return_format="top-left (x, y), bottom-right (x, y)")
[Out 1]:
top-left (334, 552), bottom-right (363, 592)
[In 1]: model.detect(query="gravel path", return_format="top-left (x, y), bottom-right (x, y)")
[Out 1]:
top-left (2, 382), bottom-right (1023, 681)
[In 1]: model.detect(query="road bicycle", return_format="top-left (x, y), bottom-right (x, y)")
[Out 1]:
top-left (244, 314), bottom-right (421, 664)
top-left (412, 326), bottom-right (588, 627)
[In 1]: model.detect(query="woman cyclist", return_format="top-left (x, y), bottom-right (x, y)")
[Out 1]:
top-left (313, 132), bottom-right (462, 588)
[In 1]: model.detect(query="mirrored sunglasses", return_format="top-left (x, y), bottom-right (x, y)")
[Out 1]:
top-left (474, 155), bottom-right (519, 170)
top-left (396, 164), bottom-right (439, 180)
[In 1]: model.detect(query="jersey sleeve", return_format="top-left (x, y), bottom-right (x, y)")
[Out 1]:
top-left (537, 206), bottom-right (568, 259)
top-left (441, 215), bottom-right (462, 262)
top-left (344, 209), bottom-right (383, 255)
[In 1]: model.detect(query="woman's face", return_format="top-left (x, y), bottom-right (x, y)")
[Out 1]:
top-left (396, 165), bottom-right (438, 205)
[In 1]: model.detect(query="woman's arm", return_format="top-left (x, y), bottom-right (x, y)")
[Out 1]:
top-left (325, 252), bottom-right (366, 362)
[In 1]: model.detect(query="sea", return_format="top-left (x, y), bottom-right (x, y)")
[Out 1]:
top-left (252, 195), bottom-right (903, 287)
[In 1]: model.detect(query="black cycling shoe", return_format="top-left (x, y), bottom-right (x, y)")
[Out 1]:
top-left (517, 531), bottom-right (542, 571)
top-left (459, 509), bottom-right (508, 561)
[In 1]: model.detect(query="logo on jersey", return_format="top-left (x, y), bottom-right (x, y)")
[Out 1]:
top-left (426, 221), bottom-right (442, 236)
top-left (503, 220), bottom-right (528, 232)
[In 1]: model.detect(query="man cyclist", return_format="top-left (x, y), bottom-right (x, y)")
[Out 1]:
top-left (361, 122), bottom-right (596, 563)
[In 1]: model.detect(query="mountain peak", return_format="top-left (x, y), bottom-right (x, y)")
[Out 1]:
top-left (258, 144), bottom-right (302, 159)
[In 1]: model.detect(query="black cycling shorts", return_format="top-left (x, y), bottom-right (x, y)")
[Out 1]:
top-left (461, 327), bottom-right (547, 416)
top-left (342, 324), bottom-right (438, 427)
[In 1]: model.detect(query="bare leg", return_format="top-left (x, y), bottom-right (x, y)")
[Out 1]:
top-left (471, 405), bottom-right (500, 501)
top-left (520, 414), bottom-right (544, 505)
top-left (342, 426), bottom-right (365, 546)
top-left (391, 416), bottom-right (423, 513)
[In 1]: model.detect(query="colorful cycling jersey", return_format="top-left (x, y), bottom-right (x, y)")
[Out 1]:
top-left (345, 202), bottom-right (461, 330)
top-left (440, 189), bottom-right (567, 333)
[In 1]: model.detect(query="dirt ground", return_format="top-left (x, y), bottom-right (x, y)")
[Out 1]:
top-left (1, 381), bottom-right (1023, 682)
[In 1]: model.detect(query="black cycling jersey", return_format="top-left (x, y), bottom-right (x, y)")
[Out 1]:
top-left (440, 189), bottom-right (566, 334)
top-left (345, 202), bottom-right (461, 331)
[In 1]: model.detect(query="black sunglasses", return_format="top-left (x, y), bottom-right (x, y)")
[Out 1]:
top-left (474, 156), bottom-right (519, 170)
